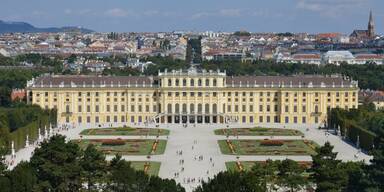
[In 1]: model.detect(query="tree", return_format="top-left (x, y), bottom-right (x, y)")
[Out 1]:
top-left (146, 176), bottom-right (185, 192)
top-left (67, 54), bottom-right (77, 64)
top-left (9, 161), bottom-right (37, 192)
top-left (80, 144), bottom-right (106, 192)
top-left (277, 159), bottom-right (308, 192)
top-left (0, 146), bottom-right (7, 174)
top-left (194, 171), bottom-right (251, 192)
top-left (366, 121), bottom-right (384, 191)
top-left (30, 135), bottom-right (83, 192)
top-left (106, 155), bottom-right (137, 192)
top-left (311, 142), bottom-right (347, 192)
top-left (0, 147), bottom-right (11, 192)
top-left (340, 162), bottom-right (366, 192)
top-left (247, 160), bottom-right (279, 191)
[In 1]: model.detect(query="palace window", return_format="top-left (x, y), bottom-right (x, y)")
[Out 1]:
top-left (167, 104), bottom-right (172, 113)
top-left (190, 104), bottom-right (195, 113)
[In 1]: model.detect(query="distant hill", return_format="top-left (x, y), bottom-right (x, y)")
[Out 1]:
top-left (0, 20), bottom-right (94, 34)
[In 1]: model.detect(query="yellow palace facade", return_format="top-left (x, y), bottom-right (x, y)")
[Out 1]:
top-left (26, 69), bottom-right (359, 126)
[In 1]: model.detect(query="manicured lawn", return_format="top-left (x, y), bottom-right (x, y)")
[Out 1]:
top-left (80, 127), bottom-right (170, 136)
top-left (130, 161), bottom-right (161, 176)
top-left (226, 161), bottom-right (312, 172)
top-left (215, 127), bottom-right (303, 136)
top-left (218, 139), bottom-right (318, 156)
top-left (226, 161), bottom-right (256, 172)
top-left (74, 139), bottom-right (167, 155)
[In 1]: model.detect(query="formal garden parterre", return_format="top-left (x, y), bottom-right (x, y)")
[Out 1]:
top-left (214, 127), bottom-right (304, 136)
top-left (80, 127), bottom-right (170, 136)
top-left (225, 161), bottom-right (312, 172)
top-left (74, 139), bottom-right (167, 155)
top-left (218, 139), bottom-right (318, 156)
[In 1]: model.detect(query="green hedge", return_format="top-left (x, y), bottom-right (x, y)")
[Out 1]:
top-left (328, 108), bottom-right (377, 151)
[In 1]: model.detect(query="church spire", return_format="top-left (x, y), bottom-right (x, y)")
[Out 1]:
top-left (368, 10), bottom-right (375, 38)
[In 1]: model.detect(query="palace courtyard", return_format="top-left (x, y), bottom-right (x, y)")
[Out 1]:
top-left (5, 123), bottom-right (372, 192)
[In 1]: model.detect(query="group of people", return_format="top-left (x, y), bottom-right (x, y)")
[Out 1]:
top-left (172, 138), bottom-right (218, 191)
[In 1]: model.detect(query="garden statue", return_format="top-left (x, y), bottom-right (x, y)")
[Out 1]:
top-left (25, 135), bottom-right (29, 147)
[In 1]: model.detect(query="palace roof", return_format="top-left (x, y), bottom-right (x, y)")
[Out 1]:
top-left (28, 74), bottom-right (358, 89)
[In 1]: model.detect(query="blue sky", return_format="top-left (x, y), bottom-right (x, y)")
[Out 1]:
top-left (1, 0), bottom-right (383, 34)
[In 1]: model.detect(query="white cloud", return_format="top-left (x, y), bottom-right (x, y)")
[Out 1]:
top-left (105, 8), bottom-right (130, 17)
top-left (64, 9), bottom-right (92, 16)
top-left (219, 9), bottom-right (241, 17)
top-left (143, 10), bottom-right (159, 16)
top-left (191, 12), bottom-right (211, 19)
top-left (31, 10), bottom-right (45, 16)
top-left (64, 9), bottom-right (72, 14)
top-left (296, 0), bottom-right (369, 17)
top-left (190, 9), bottom-right (243, 20)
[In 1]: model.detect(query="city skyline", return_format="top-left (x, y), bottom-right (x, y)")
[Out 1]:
top-left (1, 0), bottom-right (383, 34)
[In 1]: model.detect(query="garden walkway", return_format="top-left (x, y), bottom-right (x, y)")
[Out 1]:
top-left (5, 122), bottom-right (373, 192)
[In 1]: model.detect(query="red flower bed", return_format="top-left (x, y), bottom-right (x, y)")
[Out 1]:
top-left (260, 140), bottom-right (284, 146)
top-left (101, 139), bottom-right (126, 146)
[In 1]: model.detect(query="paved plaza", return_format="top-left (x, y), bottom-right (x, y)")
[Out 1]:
top-left (5, 123), bottom-right (372, 192)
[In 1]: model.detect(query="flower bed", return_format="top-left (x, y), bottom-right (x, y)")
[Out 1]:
top-left (101, 139), bottom-right (126, 146)
top-left (215, 128), bottom-right (304, 136)
top-left (219, 139), bottom-right (318, 156)
top-left (260, 139), bottom-right (284, 146)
